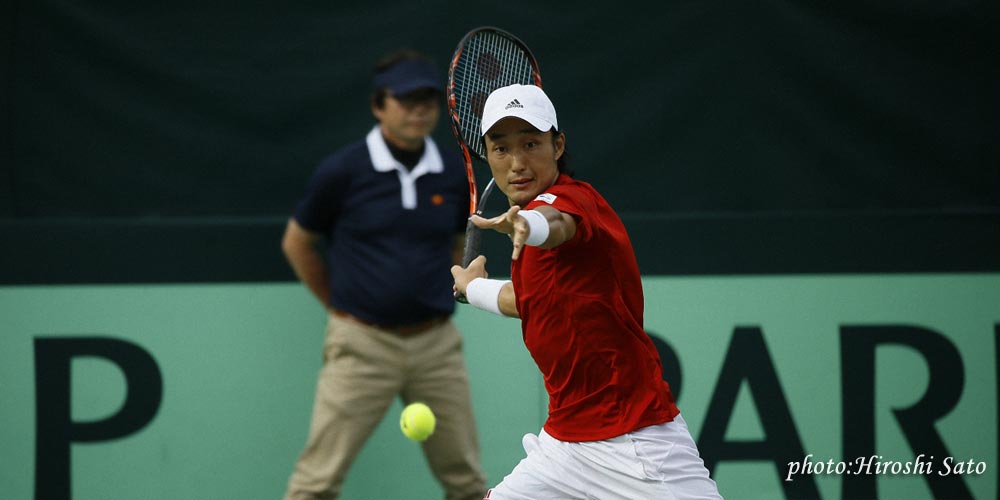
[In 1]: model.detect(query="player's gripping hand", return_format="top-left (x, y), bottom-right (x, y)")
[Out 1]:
top-left (471, 206), bottom-right (531, 260)
top-left (451, 255), bottom-right (489, 298)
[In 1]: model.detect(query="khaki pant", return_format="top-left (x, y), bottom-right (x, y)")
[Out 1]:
top-left (284, 313), bottom-right (487, 500)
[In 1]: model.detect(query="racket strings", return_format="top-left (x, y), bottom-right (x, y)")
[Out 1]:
top-left (452, 32), bottom-right (537, 160)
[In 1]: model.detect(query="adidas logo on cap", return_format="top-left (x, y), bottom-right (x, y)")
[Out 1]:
top-left (481, 84), bottom-right (558, 136)
top-left (504, 99), bottom-right (523, 110)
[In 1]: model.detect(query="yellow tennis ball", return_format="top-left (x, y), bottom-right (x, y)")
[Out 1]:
top-left (400, 402), bottom-right (436, 442)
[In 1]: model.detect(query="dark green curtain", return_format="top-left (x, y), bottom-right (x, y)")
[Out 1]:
top-left (2, 0), bottom-right (997, 284)
top-left (5, 0), bottom-right (995, 217)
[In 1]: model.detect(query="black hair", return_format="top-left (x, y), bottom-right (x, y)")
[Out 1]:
top-left (553, 129), bottom-right (574, 177)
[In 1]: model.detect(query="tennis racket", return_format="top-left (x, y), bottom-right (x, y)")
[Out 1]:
top-left (447, 26), bottom-right (542, 302)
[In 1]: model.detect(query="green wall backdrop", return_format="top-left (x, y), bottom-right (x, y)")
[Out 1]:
top-left (2, 276), bottom-right (998, 499)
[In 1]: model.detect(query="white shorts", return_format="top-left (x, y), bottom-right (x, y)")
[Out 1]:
top-left (485, 414), bottom-right (722, 500)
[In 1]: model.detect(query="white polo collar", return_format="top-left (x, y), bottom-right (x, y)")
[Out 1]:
top-left (366, 126), bottom-right (444, 209)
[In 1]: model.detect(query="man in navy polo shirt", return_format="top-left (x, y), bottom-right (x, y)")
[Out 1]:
top-left (281, 49), bottom-right (486, 500)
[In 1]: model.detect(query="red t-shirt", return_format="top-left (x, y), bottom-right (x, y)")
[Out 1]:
top-left (512, 174), bottom-right (679, 442)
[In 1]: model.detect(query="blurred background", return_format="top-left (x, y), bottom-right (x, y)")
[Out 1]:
top-left (3, 0), bottom-right (996, 281)
top-left (2, 1), bottom-right (998, 499)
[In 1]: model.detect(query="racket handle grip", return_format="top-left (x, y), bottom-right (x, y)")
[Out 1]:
top-left (461, 221), bottom-right (482, 267)
top-left (455, 219), bottom-right (483, 303)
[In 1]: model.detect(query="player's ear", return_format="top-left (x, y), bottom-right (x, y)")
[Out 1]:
top-left (552, 132), bottom-right (565, 161)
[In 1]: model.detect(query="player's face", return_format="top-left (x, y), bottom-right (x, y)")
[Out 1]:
top-left (373, 88), bottom-right (440, 150)
top-left (484, 117), bottom-right (565, 208)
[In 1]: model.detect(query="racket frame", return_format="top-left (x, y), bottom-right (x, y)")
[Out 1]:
top-left (446, 26), bottom-right (542, 301)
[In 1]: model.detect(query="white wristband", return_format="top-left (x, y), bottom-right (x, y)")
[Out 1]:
top-left (465, 278), bottom-right (508, 316)
top-left (518, 209), bottom-right (550, 247)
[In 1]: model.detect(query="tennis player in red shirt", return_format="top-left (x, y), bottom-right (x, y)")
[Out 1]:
top-left (451, 84), bottom-right (722, 499)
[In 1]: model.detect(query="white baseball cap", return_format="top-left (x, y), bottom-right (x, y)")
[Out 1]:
top-left (480, 84), bottom-right (558, 136)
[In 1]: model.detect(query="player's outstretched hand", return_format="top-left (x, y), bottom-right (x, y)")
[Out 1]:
top-left (471, 206), bottom-right (531, 260)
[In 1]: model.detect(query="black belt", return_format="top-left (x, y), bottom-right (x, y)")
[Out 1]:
top-left (330, 309), bottom-right (447, 336)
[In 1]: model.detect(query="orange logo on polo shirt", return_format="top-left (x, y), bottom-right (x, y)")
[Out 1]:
top-left (431, 194), bottom-right (445, 206)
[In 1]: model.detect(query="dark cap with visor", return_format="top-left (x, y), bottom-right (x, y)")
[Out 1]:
top-left (373, 58), bottom-right (442, 96)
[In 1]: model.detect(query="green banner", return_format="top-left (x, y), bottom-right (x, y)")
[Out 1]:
top-left (1, 274), bottom-right (997, 499)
